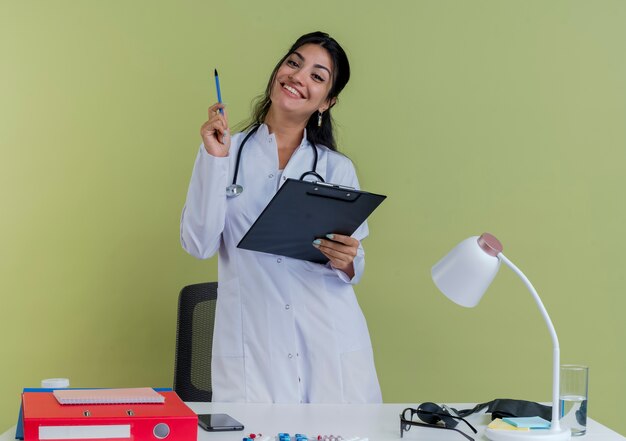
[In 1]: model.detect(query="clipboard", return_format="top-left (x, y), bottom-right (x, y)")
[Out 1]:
top-left (237, 178), bottom-right (386, 264)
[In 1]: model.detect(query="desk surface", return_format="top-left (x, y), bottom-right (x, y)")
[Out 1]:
top-left (2, 402), bottom-right (624, 441)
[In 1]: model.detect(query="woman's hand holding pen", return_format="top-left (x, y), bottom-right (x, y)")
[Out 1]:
top-left (200, 103), bottom-right (230, 156)
top-left (313, 233), bottom-right (359, 279)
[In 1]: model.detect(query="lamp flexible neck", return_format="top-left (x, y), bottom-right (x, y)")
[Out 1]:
top-left (498, 253), bottom-right (561, 431)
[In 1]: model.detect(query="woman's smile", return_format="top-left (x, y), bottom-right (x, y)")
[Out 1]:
top-left (281, 83), bottom-right (304, 98)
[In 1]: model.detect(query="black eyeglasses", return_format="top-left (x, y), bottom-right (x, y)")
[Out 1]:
top-left (400, 406), bottom-right (478, 441)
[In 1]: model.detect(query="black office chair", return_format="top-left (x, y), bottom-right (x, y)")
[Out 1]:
top-left (173, 282), bottom-right (217, 402)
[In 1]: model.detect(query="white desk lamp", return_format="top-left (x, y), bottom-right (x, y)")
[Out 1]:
top-left (431, 233), bottom-right (570, 441)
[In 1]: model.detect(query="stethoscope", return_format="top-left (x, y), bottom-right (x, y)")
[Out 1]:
top-left (226, 124), bottom-right (324, 197)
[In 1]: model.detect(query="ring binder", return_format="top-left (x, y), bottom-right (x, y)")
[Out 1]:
top-left (22, 391), bottom-right (197, 441)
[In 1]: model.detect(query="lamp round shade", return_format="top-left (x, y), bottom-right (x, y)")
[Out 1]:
top-left (431, 235), bottom-right (502, 307)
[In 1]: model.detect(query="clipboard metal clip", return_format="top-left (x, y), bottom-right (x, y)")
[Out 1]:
top-left (309, 182), bottom-right (359, 202)
top-left (312, 181), bottom-right (356, 191)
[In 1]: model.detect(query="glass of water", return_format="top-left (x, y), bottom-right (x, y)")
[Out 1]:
top-left (560, 365), bottom-right (589, 436)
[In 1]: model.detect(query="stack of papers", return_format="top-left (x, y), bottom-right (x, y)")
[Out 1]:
top-left (53, 387), bottom-right (165, 405)
top-left (487, 419), bottom-right (530, 431)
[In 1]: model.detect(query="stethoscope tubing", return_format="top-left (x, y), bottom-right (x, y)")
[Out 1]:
top-left (230, 125), bottom-right (260, 188)
top-left (227, 124), bottom-right (323, 197)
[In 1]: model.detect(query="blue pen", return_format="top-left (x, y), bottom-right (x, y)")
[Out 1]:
top-left (214, 68), bottom-right (224, 115)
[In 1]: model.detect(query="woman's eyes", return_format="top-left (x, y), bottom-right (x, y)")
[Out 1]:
top-left (285, 59), bottom-right (326, 82)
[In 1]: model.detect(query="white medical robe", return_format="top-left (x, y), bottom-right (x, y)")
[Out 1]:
top-left (180, 124), bottom-right (382, 403)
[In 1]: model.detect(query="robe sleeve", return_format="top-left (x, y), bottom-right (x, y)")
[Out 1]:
top-left (180, 145), bottom-right (230, 259)
top-left (327, 154), bottom-right (369, 285)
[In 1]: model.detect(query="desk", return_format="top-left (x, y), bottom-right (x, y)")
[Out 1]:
top-left (1, 403), bottom-right (623, 441)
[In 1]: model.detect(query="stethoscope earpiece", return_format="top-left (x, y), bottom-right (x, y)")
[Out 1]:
top-left (226, 124), bottom-right (323, 197)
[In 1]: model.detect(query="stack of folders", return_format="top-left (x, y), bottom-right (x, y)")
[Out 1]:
top-left (15, 387), bottom-right (173, 440)
top-left (21, 388), bottom-right (198, 441)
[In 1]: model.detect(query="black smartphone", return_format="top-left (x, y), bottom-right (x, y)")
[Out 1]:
top-left (197, 413), bottom-right (244, 431)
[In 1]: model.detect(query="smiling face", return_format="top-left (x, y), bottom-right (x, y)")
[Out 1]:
top-left (269, 43), bottom-right (336, 122)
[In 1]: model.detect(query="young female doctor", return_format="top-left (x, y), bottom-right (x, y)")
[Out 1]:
top-left (180, 31), bottom-right (382, 403)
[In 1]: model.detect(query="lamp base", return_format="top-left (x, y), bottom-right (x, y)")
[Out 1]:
top-left (485, 427), bottom-right (571, 441)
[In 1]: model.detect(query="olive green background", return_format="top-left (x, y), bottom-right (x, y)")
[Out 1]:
top-left (1, 0), bottom-right (624, 435)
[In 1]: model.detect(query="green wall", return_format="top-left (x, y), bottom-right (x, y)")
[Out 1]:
top-left (1, 0), bottom-right (625, 434)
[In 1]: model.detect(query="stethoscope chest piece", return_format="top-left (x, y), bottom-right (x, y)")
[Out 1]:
top-left (226, 184), bottom-right (244, 197)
